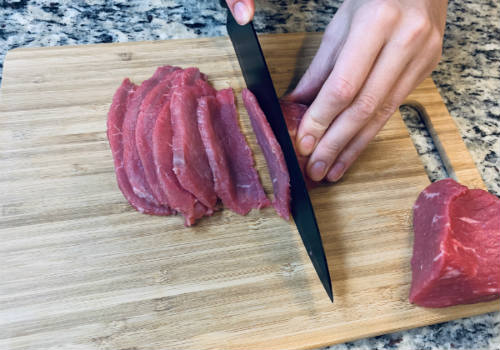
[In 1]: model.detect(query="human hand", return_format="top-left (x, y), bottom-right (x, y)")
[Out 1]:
top-left (289, 0), bottom-right (448, 182)
top-left (225, 0), bottom-right (255, 25)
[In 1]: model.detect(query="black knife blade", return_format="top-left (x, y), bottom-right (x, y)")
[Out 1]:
top-left (224, 7), bottom-right (333, 302)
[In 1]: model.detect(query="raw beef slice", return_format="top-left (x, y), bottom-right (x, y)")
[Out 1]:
top-left (153, 100), bottom-right (208, 226)
top-left (197, 89), bottom-right (270, 215)
top-left (242, 88), bottom-right (291, 220)
top-left (410, 178), bottom-right (500, 307)
top-left (106, 78), bottom-right (171, 215)
top-left (123, 66), bottom-right (174, 205)
top-left (171, 85), bottom-right (217, 209)
top-left (136, 67), bottom-right (181, 206)
top-left (179, 67), bottom-right (217, 97)
top-left (280, 100), bottom-right (315, 188)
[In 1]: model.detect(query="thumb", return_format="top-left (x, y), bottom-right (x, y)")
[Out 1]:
top-left (225, 0), bottom-right (255, 25)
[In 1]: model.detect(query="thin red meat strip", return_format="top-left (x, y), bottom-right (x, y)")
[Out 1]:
top-left (197, 89), bottom-right (270, 215)
top-left (106, 78), bottom-right (171, 215)
top-left (139, 66), bottom-right (216, 224)
top-left (410, 178), bottom-right (500, 307)
top-left (280, 100), bottom-right (306, 140)
top-left (135, 67), bottom-right (181, 206)
top-left (279, 100), bottom-right (316, 188)
top-left (242, 88), bottom-right (291, 220)
top-left (175, 67), bottom-right (217, 96)
top-left (171, 85), bottom-right (217, 209)
top-left (153, 100), bottom-right (209, 226)
top-left (123, 66), bottom-right (175, 205)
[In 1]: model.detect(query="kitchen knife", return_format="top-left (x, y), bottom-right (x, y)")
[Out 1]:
top-left (223, 4), bottom-right (333, 302)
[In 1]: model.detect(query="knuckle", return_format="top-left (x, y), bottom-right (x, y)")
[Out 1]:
top-left (342, 147), bottom-right (362, 168)
top-left (321, 140), bottom-right (342, 157)
top-left (428, 29), bottom-right (444, 55)
top-left (395, 12), bottom-right (432, 48)
top-left (426, 30), bottom-right (444, 69)
top-left (308, 112), bottom-right (331, 133)
top-left (378, 101), bottom-right (399, 117)
top-left (369, 0), bottom-right (401, 27)
top-left (354, 94), bottom-right (378, 119)
top-left (328, 77), bottom-right (356, 104)
top-left (407, 12), bottom-right (432, 38)
top-left (371, 107), bottom-right (396, 131)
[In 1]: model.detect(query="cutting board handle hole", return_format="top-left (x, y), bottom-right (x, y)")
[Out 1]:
top-left (399, 103), bottom-right (457, 182)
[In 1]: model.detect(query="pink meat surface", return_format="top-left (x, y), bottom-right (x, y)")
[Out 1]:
top-left (410, 178), bottom-right (500, 307)
top-left (171, 85), bottom-right (217, 209)
top-left (106, 78), bottom-right (171, 215)
top-left (135, 68), bottom-right (181, 206)
top-left (279, 100), bottom-right (316, 188)
top-left (123, 66), bottom-right (174, 204)
top-left (153, 100), bottom-right (208, 226)
top-left (242, 88), bottom-right (290, 220)
top-left (175, 67), bottom-right (217, 96)
top-left (280, 100), bottom-right (306, 140)
top-left (197, 89), bottom-right (270, 215)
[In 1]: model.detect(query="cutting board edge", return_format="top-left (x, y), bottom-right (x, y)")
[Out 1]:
top-left (404, 79), bottom-right (486, 190)
top-left (231, 299), bottom-right (499, 350)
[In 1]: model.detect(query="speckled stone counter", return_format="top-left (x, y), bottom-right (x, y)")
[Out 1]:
top-left (1, 0), bottom-right (499, 349)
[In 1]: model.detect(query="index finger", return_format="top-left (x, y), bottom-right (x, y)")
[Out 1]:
top-left (296, 5), bottom-right (400, 156)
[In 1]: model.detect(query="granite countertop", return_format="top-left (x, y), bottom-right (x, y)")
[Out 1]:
top-left (1, 0), bottom-right (499, 349)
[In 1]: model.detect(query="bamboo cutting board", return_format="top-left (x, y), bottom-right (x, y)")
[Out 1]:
top-left (0, 33), bottom-right (497, 350)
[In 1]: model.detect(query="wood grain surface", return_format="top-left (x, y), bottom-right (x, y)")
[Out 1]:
top-left (0, 32), bottom-right (497, 350)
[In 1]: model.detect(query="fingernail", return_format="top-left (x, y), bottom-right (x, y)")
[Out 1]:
top-left (233, 2), bottom-right (250, 25)
top-left (299, 135), bottom-right (316, 155)
top-left (310, 161), bottom-right (326, 181)
top-left (327, 162), bottom-right (345, 182)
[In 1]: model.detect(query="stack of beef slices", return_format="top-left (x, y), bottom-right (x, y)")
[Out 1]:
top-left (107, 66), bottom-right (310, 226)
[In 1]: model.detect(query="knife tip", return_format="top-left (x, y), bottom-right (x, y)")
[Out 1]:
top-left (319, 271), bottom-right (334, 302)
top-left (326, 285), bottom-right (334, 303)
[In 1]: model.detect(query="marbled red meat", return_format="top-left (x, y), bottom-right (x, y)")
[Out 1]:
top-left (109, 67), bottom-right (293, 225)
top-left (136, 67), bottom-right (181, 206)
top-left (153, 100), bottom-right (208, 226)
top-left (122, 66), bottom-right (174, 205)
top-left (171, 85), bottom-right (217, 209)
top-left (279, 100), bottom-right (315, 188)
top-left (242, 88), bottom-right (290, 220)
top-left (197, 89), bottom-right (270, 215)
top-left (106, 78), bottom-right (171, 215)
top-left (410, 178), bottom-right (500, 307)
top-left (175, 67), bottom-right (217, 96)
